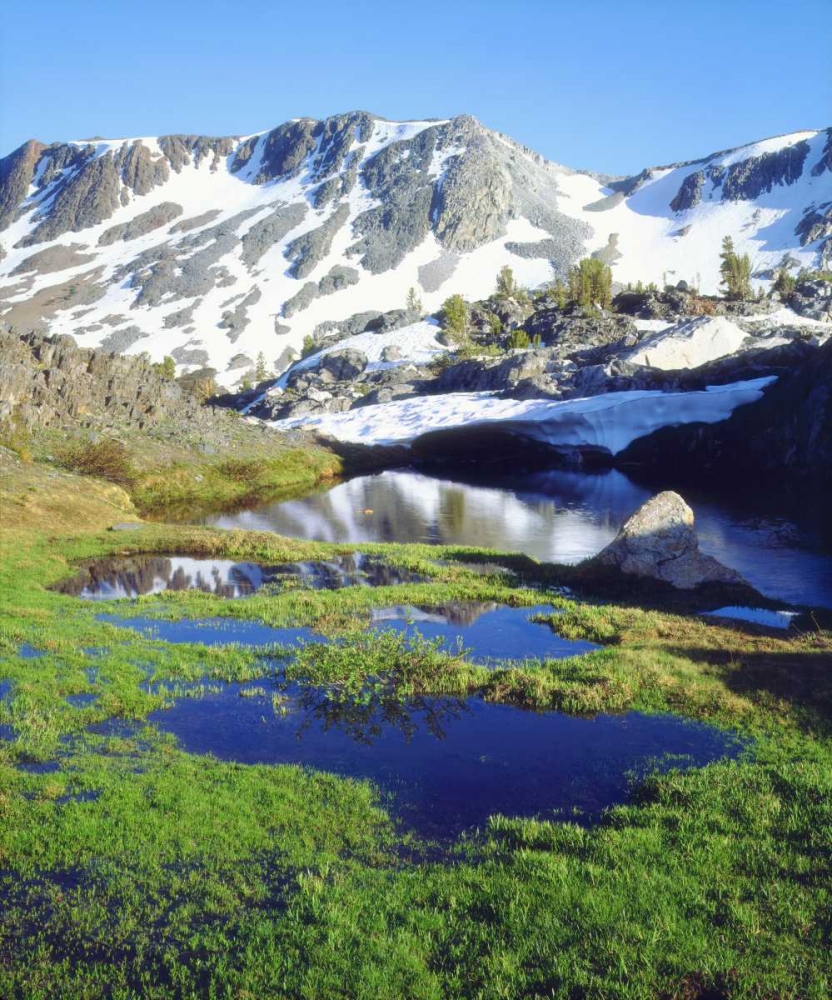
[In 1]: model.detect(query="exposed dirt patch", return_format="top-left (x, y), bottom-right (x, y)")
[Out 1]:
top-left (11, 243), bottom-right (96, 276)
top-left (0, 267), bottom-right (107, 327)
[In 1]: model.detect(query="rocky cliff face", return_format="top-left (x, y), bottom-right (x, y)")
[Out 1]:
top-left (1, 115), bottom-right (830, 388)
top-left (0, 329), bottom-right (236, 440)
top-left (620, 338), bottom-right (832, 479)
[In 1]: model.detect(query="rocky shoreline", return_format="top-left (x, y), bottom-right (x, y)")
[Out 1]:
top-left (226, 278), bottom-right (832, 481)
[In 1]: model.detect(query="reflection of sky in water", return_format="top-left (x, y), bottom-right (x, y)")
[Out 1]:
top-left (369, 603), bottom-right (598, 664)
top-left (150, 685), bottom-right (741, 840)
top-left (203, 469), bottom-right (831, 607)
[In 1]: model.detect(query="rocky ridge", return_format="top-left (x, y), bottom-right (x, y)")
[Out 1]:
top-left (0, 328), bottom-right (299, 458)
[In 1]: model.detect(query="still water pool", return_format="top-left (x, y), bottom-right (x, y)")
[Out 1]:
top-left (199, 469), bottom-right (832, 607)
top-left (149, 684), bottom-right (743, 840)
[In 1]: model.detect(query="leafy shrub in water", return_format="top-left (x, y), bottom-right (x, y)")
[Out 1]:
top-left (290, 628), bottom-right (472, 700)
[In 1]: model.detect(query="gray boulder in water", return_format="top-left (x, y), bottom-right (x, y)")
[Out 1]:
top-left (596, 491), bottom-right (745, 589)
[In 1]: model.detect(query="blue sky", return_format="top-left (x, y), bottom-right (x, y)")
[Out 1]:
top-left (1, 0), bottom-right (829, 174)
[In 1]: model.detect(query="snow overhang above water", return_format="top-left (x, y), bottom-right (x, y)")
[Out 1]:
top-left (271, 376), bottom-right (777, 452)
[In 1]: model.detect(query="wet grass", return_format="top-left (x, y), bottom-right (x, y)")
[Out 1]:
top-left (0, 459), bottom-right (830, 997)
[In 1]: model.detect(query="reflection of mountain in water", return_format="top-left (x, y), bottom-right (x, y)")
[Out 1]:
top-left (58, 552), bottom-right (422, 600)
top-left (206, 468), bottom-right (650, 564)
top-left (371, 602), bottom-right (498, 628)
top-left (368, 602), bottom-right (598, 664)
top-left (204, 468), bottom-right (832, 607)
top-left (57, 556), bottom-right (267, 599)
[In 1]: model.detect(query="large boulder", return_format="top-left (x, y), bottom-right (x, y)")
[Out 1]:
top-left (625, 316), bottom-right (749, 370)
top-left (318, 348), bottom-right (368, 381)
top-left (525, 311), bottom-right (637, 351)
top-left (436, 350), bottom-right (548, 393)
top-left (596, 491), bottom-right (745, 589)
top-left (789, 279), bottom-right (832, 322)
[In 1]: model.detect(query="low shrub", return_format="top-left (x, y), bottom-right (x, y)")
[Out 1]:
top-left (61, 439), bottom-right (135, 486)
top-left (507, 329), bottom-right (530, 350)
top-left (0, 416), bottom-right (33, 464)
top-left (689, 294), bottom-right (717, 315)
top-left (215, 458), bottom-right (266, 485)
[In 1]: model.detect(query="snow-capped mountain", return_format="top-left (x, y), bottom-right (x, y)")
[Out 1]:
top-left (0, 112), bottom-right (830, 387)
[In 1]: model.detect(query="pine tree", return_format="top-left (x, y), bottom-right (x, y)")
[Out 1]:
top-left (254, 351), bottom-right (270, 383)
top-left (773, 267), bottom-right (796, 298)
top-left (495, 265), bottom-right (517, 300)
top-left (719, 236), bottom-right (736, 295)
top-left (441, 295), bottom-right (469, 344)
top-left (406, 286), bottom-right (423, 317)
top-left (567, 258), bottom-right (612, 311)
top-left (719, 237), bottom-right (753, 300)
top-left (507, 328), bottom-right (530, 350)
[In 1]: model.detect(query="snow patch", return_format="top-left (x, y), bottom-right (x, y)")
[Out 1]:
top-left (278, 320), bottom-right (445, 385)
top-left (272, 376), bottom-right (776, 451)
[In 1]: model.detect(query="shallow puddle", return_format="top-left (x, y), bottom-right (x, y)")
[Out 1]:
top-left (58, 552), bottom-right (422, 600)
top-left (702, 606), bottom-right (799, 630)
top-left (370, 603), bottom-right (597, 664)
top-left (66, 693), bottom-right (98, 708)
top-left (99, 603), bottom-right (596, 663)
top-left (149, 684), bottom-right (742, 840)
top-left (16, 761), bottom-right (61, 774)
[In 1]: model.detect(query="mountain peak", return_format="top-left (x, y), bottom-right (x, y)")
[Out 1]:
top-left (0, 118), bottom-right (829, 388)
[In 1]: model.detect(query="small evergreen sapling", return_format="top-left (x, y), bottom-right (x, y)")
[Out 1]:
top-left (495, 265), bottom-right (518, 300)
top-left (441, 294), bottom-right (469, 345)
top-left (254, 352), bottom-right (272, 383)
top-left (719, 236), bottom-right (753, 300)
top-left (406, 286), bottom-right (423, 318)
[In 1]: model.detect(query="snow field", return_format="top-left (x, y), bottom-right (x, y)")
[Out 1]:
top-left (272, 376), bottom-right (777, 450)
